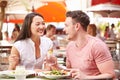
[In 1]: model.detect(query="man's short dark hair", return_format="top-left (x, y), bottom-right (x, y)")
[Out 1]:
top-left (46, 24), bottom-right (56, 31)
top-left (66, 10), bottom-right (90, 31)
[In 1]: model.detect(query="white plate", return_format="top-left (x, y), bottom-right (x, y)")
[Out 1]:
top-left (0, 70), bottom-right (35, 78)
top-left (38, 71), bottom-right (70, 79)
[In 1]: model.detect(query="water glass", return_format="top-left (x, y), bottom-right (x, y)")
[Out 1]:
top-left (15, 66), bottom-right (26, 80)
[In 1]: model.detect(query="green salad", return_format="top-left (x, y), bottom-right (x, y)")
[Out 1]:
top-left (45, 70), bottom-right (67, 75)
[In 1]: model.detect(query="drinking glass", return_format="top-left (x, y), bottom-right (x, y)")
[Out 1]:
top-left (15, 66), bottom-right (26, 80)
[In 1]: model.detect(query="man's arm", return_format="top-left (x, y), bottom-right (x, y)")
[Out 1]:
top-left (66, 57), bottom-right (71, 68)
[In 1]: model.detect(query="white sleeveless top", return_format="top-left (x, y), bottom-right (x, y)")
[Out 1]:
top-left (13, 37), bottom-right (53, 70)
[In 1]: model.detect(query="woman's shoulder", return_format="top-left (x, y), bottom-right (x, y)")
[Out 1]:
top-left (14, 38), bottom-right (31, 46)
top-left (14, 40), bottom-right (22, 45)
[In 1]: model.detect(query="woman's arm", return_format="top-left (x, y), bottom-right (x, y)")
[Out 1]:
top-left (8, 46), bottom-right (20, 70)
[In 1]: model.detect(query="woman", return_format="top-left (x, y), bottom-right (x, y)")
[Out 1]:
top-left (104, 26), bottom-right (110, 39)
top-left (87, 24), bottom-right (105, 41)
top-left (8, 12), bottom-right (53, 70)
top-left (87, 24), bottom-right (97, 37)
top-left (11, 23), bottom-right (20, 42)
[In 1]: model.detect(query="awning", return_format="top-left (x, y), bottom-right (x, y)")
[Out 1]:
top-left (87, 3), bottom-right (120, 18)
top-left (92, 0), bottom-right (120, 5)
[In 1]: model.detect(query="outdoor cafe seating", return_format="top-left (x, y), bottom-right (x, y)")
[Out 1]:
top-left (105, 38), bottom-right (120, 80)
top-left (0, 40), bottom-right (12, 71)
top-left (105, 39), bottom-right (117, 60)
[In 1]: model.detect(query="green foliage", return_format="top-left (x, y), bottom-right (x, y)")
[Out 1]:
top-left (97, 22), bottom-right (108, 33)
top-left (117, 21), bottom-right (120, 27)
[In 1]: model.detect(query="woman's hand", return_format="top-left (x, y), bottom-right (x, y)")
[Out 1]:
top-left (8, 46), bottom-right (20, 70)
top-left (43, 55), bottom-right (60, 71)
top-left (8, 55), bottom-right (20, 70)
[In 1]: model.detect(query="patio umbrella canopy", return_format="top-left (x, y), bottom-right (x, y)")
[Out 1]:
top-left (5, 12), bottom-right (28, 23)
top-left (86, 3), bottom-right (120, 18)
top-left (3, 0), bottom-right (66, 23)
top-left (35, 2), bottom-right (66, 22)
top-left (4, 0), bottom-right (66, 23)
top-left (4, 0), bottom-right (45, 23)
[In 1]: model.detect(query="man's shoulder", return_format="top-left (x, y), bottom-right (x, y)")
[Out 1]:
top-left (88, 36), bottom-right (106, 48)
top-left (90, 36), bottom-right (105, 44)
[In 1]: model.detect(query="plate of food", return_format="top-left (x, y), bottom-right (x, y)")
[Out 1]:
top-left (38, 70), bottom-right (70, 79)
top-left (0, 70), bottom-right (36, 78)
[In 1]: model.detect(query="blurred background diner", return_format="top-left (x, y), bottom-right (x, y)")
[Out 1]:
top-left (0, 0), bottom-right (120, 79)
top-left (43, 24), bottom-right (60, 49)
top-left (10, 23), bottom-right (20, 43)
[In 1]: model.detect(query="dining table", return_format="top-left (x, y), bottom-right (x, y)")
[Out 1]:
top-left (0, 69), bottom-right (115, 80)
top-left (0, 77), bottom-right (114, 80)
top-left (0, 69), bottom-right (73, 80)
top-left (0, 78), bottom-right (73, 80)
top-left (0, 76), bottom-right (73, 80)
top-left (0, 75), bottom-right (73, 80)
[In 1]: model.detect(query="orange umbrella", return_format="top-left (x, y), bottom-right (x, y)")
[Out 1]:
top-left (35, 2), bottom-right (66, 22)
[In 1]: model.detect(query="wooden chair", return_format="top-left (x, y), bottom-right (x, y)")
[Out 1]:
top-left (105, 40), bottom-right (117, 60)
top-left (0, 45), bottom-right (12, 71)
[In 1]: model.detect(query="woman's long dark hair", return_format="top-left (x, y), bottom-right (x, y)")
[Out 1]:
top-left (15, 12), bottom-right (44, 42)
top-left (13, 23), bottom-right (20, 32)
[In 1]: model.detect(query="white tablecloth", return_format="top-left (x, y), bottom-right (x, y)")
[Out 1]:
top-left (0, 78), bottom-right (73, 80)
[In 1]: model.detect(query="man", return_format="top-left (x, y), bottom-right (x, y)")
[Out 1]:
top-left (109, 23), bottom-right (116, 40)
top-left (63, 10), bottom-right (115, 79)
top-left (44, 24), bottom-right (60, 49)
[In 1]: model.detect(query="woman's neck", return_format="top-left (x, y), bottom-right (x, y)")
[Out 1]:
top-left (31, 36), bottom-right (40, 45)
